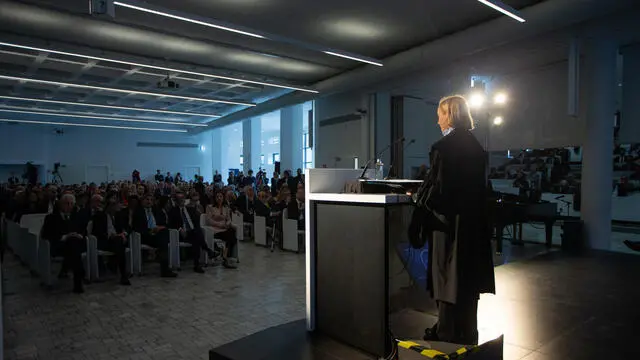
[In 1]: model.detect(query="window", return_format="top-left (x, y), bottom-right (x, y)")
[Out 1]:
top-left (272, 153), bottom-right (280, 163)
top-left (302, 132), bottom-right (313, 169)
top-left (261, 154), bottom-right (265, 165)
top-left (268, 136), bottom-right (280, 145)
top-left (239, 155), bottom-right (244, 165)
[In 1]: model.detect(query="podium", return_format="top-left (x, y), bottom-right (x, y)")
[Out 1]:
top-left (210, 169), bottom-right (502, 360)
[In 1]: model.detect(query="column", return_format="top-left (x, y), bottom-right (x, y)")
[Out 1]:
top-left (581, 34), bottom-right (617, 250)
top-left (211, 128), bottom-right (222, 177)
top-left (242, 119), bottom-right (252, 172)
top-left (280, 104), bottom-right (303, 172)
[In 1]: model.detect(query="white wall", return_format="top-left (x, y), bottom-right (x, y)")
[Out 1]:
top-left (402, 98), bottom-right (440, 176)
top-left (0, 123), bottom-right (212, 184)
top-left (315, 91), bottom-right (369, 168)
top-left (220, 122), bottom-right (243, 175)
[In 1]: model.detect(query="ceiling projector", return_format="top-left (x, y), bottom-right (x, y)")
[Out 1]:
top-left (157, 77), bottom-right (180, 89)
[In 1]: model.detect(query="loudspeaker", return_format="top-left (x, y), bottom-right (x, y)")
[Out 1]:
top-left (275, 161), bottom-right (281, 175)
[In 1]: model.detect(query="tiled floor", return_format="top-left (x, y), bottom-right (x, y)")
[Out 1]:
top-left (3, 227), bottom-right (640, 360)
top-left (3, 243), bottom-right (306, 360)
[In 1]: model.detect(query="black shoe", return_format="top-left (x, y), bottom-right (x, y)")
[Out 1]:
top-left (120, 278), bottom-right (132, 286)
top-left (73, 285), bottom-right (84, 294)
top-left (194, 266), bottom-right (205, 273)
top-left (423, 327), bottom-right (439, 342)
top-left (223, 260), bottom-right (237, 269)
top-left (161, 270), bottom-right (178, 278)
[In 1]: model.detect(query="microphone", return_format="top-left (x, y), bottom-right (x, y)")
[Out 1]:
top-left (554, 195), bottom-right (565, 200)
top-left (386, 139), bottom-right (416, 179)
top-left (360, 137), bottom-right (405, 179)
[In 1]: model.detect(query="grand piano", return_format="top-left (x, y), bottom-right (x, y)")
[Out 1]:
top-left (489, 191), bottom-right (560, 253)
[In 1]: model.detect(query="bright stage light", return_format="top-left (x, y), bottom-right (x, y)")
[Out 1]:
top-left (493, 116), bottom-right (504, 126)
top-left (469, 93), bottom-right (486, 108)
top-left (494, 93), bottom-right (507, 105)
top-left (477, 0), bottom-right (526, 23)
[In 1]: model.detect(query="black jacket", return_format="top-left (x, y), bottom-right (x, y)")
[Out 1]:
top-left (132, 207), bottom-right (167, 235)
top-left (41, 211), bottom-right (85, 245)
top-left (412, 129), bottom-right (495, 300)
top-left (168, 206), bottom-right (201, 231)
top-left (91, 211), bottom-right (127, 241)
top-left (235, 195), bottom-right (269, 218)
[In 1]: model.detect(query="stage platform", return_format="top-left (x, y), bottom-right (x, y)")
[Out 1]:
top-left (211, 249), bottom-right (640, 360)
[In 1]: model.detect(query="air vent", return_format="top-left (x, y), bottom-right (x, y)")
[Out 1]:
top-left (137, 142), bottom-right (198, 149)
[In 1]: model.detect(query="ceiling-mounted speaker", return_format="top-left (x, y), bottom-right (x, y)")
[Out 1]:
top-left (89, 0), bottom-right (115, 18)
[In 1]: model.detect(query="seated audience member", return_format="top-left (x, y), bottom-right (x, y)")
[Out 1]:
top-left (41, 193), bottom-right (87, 293)
top-left (227, 172), bottom-right (235, 186)
top-left (136, 184), bottom-right (146, 198)
top-left (154, 170), bottom-right (164, 182)
top-left (168, 193), bottom-right (216, 273)
top-left (188, 191), bottom-right (205, 214)
top-left (287, 187), bottom-right (305, 230)
top-left (235, 186), bottom-right (268, 222)
top-left (174, 172), bottom-right (183, 183)
top-left (165, 172), bottom-right (174, 183)
top-left (8, 172), bottom-right (20, 185)
top-left (123, 195), bottom-right (139, 231)
top-left (213, 170), bottom-right (223, 186)
top-left (206, 192), bottom-right (238, 269)
top-left (133, 193), bottom-right (177, 277)
top-left (156, 196), bottom-right (171, 224)
top-left (91, 199), bottom-right (131, 285)
top-left (225, 190), bottom-right (238, 212)
top-left (78, 194), bottom-right (104, 232)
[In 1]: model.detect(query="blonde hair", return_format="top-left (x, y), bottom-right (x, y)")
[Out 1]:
top-left (438, 95), bottom-right (474, 130)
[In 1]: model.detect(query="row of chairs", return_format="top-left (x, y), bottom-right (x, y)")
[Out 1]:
top-left (247, 209), bottom-right (304, 253)
top-left (3, 213), bottom-right (239, 289)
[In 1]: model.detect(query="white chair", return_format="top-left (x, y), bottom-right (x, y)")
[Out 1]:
top-left (86, 235), bottom-right (133, 281)
top-left (200, 214), bottom-right (223, 266)
top-left (38, 237), bottom-right (91, 288)
top-left (18, 214), bottom-right (47, 272)
top-left (130, 231), bottom-right (174, 274)
top-left (282, 209), bottom-right (305, 253)
top-left (254, 215), bottom-right (268, 247)
top-left (231, 211), bottom-right (244, 241)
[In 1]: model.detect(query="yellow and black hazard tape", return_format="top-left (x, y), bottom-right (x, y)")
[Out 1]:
top-left (396, 340), bottom-right (480, 359)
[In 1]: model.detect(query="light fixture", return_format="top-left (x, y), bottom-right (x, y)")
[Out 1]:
top-left (0, 75), bottom-right (255, 107)
top-left (0, 95), bottom-right (220, 118)
top-left (469, 93), bottom-right (486, 108)
top-left (0, 118), bottom-right (187, 132)
top-left (114, 1), bottom-right (265, 39)
top-left (477, 0), bottom-right (526, 23)
top-left (0, 108), bottom-right (207, 126)
top-left (493, 116), bottom-right (504, 126)
top-left (494, 92), bottom-right (507, 105)
top-left (200, 145), bottom-right (206, 152)
top-left (111, 3), bottom-right (381, 68)
top-left (0, 42), bottom-right (318, 94)
top-left (323, 51), bottom-right (383, 67)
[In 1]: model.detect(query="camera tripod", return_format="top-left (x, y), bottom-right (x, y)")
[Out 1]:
top-left (51, 171), bottom-right (63, 185)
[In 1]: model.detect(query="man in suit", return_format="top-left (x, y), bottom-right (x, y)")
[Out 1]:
top-left (154, 170), bottom-right (164, 182)
top-left (168, 192), bottom-right (215, 273)
top-left (7, 172), bottom-right (20, 185)
top-left (133, 193), bottom-right (177, 277)
top-left (235, 186), bottom-right (268, 223)
top-left (91, 199), bottom-right (131, 285)
top-left (77, 194), bottom-right (103, 234)
top-left (41, 193), bottom-right (87, 293)
top-left (165, 172), bottom-right (174, 183)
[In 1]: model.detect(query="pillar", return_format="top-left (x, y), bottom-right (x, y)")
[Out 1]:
top-left (580, 34), bottom-right (617, 250)
top-left (280, 104), bottom-right (303, 173)
top-left (211, 128), bottom-right (222, 177)
top-left (242, 118), bottom-right (261, 173)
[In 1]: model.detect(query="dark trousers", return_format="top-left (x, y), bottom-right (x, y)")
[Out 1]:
top-left (98, 236), bottom-right (128, 279)
top-left (141, 229), bottom-right (170, 271)
top-left (436, 296), bottom-right (479, 344)
top-left (182, 228), bottom-right (210, 267)
top-left (214, 229), bottom-right (237, 258)
top-left (55, 236), bottom-right (87, 287)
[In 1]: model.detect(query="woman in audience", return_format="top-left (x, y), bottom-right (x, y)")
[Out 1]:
top-left (206, 191), bottom-right (238, 269)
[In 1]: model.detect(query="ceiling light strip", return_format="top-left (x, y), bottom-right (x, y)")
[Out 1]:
top-left (114, 1), bottom-right (265, 39)
top-left (0, 108), bottom-right (207, 126)
top-left (111, 1), bottom-right (383, 67)
top-left (0, 95), bottom-right (220, 117)
top-left (0, 118), bottom-right (187, 132)
top-left (0, 42), bottom-right (318, 94)
top-left (477, 0), bottom-right (526, 22)
top-left (323, 51), bottom-right (383, 67)
top-left (0, 74), bottom-right (255, 107)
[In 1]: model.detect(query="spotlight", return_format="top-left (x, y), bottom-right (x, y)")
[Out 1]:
top-left (494, 93), bottom-right (507, 105)
top-left (493, 116), bottom-right (504, 126)
top-left (200, 145), bottom-right (206, 152)
top-left (469, 93), bottom-right (485, 108)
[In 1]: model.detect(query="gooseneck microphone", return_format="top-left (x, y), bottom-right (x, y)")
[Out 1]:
top-left (386, 139), bottom-right (416, 180)
top-left (359, 137), bottom-right (405, 179)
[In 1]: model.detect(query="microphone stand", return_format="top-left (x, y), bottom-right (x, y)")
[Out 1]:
top-left (359, 137), bottom-right (405, 179)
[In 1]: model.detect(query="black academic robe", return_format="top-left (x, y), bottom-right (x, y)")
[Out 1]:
top-left (414, 129), bottom-right (495, 303)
